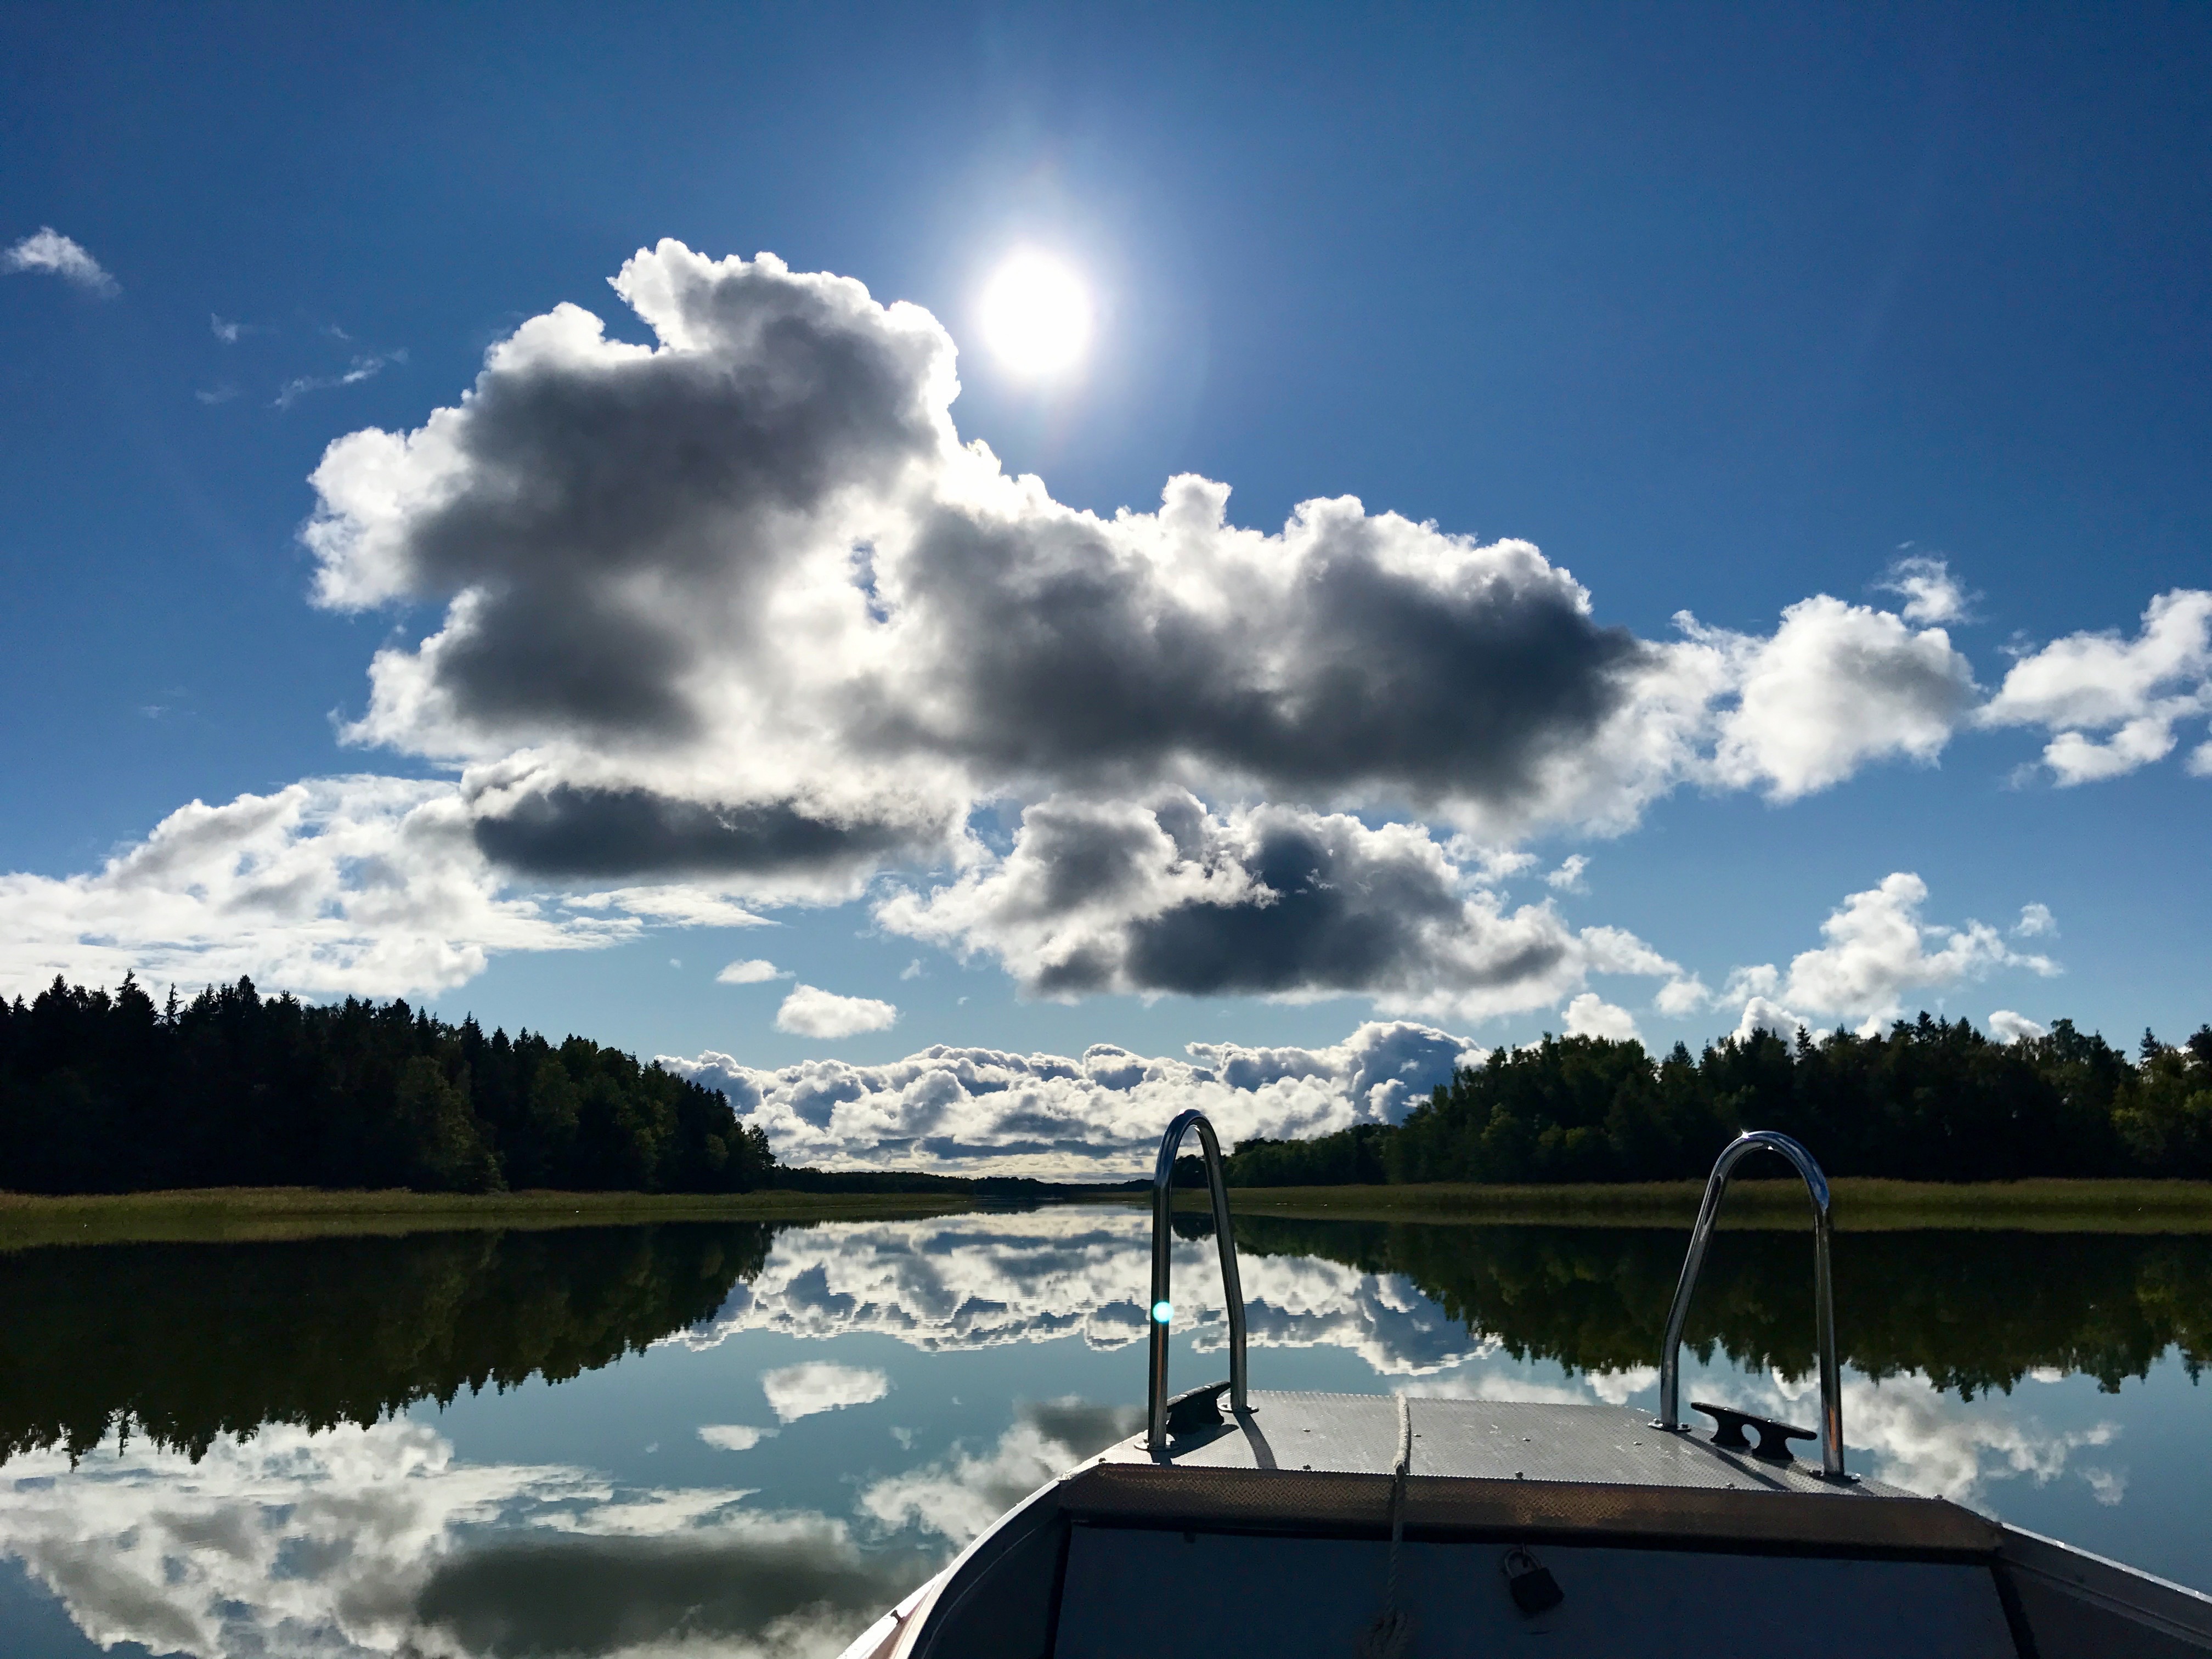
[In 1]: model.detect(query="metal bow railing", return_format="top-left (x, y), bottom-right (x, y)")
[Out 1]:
top-left (1146, 1109), bottom-right (1249, 1453)
top-left (1655, 1130), bottom-right (1847, 1480)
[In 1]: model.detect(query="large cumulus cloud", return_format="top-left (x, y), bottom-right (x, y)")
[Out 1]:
top-left (297, 242), bottom-right (2001, 870)
top-left (4, 241), bottom-right (2197, 1009)
top-left (303, 244), bottom-right (1678, 849)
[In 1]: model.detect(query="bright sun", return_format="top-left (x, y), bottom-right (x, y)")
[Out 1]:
top-left (977, 251), bottom-right (1092, 379)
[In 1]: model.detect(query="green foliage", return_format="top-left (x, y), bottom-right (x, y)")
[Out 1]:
top-left (0, 975), bottom-right (775, 1195)
top-left (1222, 1017), bottom-right (2212, 1186)
top-left (2114, 1028), bottom-right (2212, 1178)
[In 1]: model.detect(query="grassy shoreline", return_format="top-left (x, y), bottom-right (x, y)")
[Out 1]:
top-left (1174, 1177), bottom-right (2212, 1231)
top-left (0, 1186), bottom-right (989, 1249)
top-left (7, 1176), bottom-right (2212, 1249)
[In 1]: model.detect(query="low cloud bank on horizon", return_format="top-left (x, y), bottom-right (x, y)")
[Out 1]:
top-left (668, 860), bottom-right (2061, 1172)
top-left (0, 240), bottom-right (2185, 1107)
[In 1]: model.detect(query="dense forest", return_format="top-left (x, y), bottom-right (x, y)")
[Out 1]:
top-left (0, 975), bottom-right (774, 1195)
top-left (1224, 1015), bottom-right (2212, 1187)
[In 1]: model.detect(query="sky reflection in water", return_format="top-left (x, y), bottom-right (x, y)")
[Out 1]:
top-left (3, 1208), bottom-right (2208, 1657)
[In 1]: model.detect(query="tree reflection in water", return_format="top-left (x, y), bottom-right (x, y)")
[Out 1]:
top-left (0, 1223), bottom-right (780, 1462)
top-left (1212, 1215), bottom-right (2212, 1395)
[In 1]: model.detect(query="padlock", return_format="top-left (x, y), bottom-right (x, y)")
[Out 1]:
top-left (1502, 1544), bottom-right (1564, 1615)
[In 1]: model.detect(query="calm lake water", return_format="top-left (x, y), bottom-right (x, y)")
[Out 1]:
top-left (4, 1207), bottom-right (2209, 1657)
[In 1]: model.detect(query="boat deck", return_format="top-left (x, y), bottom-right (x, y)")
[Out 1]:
top-left (1107, 1389), bottom-right (1911, 1498)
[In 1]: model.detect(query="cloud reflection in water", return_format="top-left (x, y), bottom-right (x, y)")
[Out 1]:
top-left (0, 1210), bottom-right (2164, 1656)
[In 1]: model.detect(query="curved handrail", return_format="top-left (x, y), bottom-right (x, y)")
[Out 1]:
top-left (1655, 1130), bottom-right (1847, 1480)
top-left (1147, 1109), bottom-right (1249, 1453)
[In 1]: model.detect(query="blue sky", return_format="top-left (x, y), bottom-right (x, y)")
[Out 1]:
top-left (4, 4), bottom-right (2208, 1168)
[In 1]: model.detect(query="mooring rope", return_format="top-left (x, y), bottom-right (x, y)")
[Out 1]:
top-left (1357, 1393), bottom-right (1416, 1657)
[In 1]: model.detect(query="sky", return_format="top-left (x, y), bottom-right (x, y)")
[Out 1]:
top-left (4, 3), bottom-right (2208, 1172)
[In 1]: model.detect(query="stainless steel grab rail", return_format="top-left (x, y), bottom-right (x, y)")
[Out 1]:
top-left (1655, 1130), bottom-right (1847, 1480)
top-left (1147, 1109), bottom-right (1249, 1453)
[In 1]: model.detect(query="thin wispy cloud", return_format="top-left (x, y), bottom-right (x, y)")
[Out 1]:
top-left (2, 227), bottom-right (118, 296)
top-left (1878, 554), bottom-right (1974, 626)
top-left (274, 348), bottom-right (405, 409)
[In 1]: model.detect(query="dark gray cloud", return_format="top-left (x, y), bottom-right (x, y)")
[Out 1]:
top-left (1019, 1398), bottom-right (1146, 1460)
top-left (871, 491), bottom-right (1646, 805)
top-left (876, 794), bottom-right (1678, 1019)
top-left (469, 782), bottom-right (931, 879)
top-left (414, 1527), bottom-right (933, 1656)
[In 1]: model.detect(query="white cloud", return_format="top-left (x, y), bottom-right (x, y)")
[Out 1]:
top-left (1988, 1009), bottom-right (2049, 1045)
top-left (1723, 873), bottom-right (2059, 1038)
top-left (666, 1019), bottom-right (1481, 1175)
top-left (1980, 589), bottom-right (2212, 785)
top-left (2080, 1466), bottom-right (2128, 1506)
top-left (668, 1211), bottom-right (1500, 1379)
top-left (0, 777), bottom-right (646, 999)
top-left (3, 227), bottom-right (117, 295)
top-left (1685, 1366), bottom-right (2120, 1511)
top-left (859, 1402), bottom-right (1139, 1545)
top-left (1733, 995), bottom-right (1810, 1042)
top-left (1689, 597), bottom-right (1976, 800)
top-left (758, 1362), bottom-right (890, 1422)
top-left (0, 1419), bottom-right (907, 1659)
top-left (697, 1424), bottom-right (776, 1451)
top-left (1545, 853), bottom-right (1590, 891)
top-left (775, 984), bottom-right (898, 1039)
top-left (718, 957), bottom-right (787, 984)
top-left (1878, 555), bottom-right (1973, 625)
top-left (275, 349), bottom-right (405, 409)
top-left (569, 884), bottom-right (773, 928)
top-left (1561, 992), bottom-right (1640, 1041)
top-left (2013, 902), bottom-right (2057, 938)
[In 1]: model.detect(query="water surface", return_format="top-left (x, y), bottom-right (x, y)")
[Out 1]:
top-left (4, 1208), bottom-right (2208, 1656)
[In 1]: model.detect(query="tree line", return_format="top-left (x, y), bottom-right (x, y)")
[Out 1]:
top-left (1222, 1015), bottom-right (2212, 1187)
top-left (0, 975), bottom-right (774, 1195)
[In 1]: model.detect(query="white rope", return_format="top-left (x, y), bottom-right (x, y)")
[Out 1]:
top-left (1357, 1395), bottom-right (1416, 1657)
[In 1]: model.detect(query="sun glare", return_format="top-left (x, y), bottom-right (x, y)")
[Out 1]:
top-left (977, 251), bottom-right (1092, 379)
